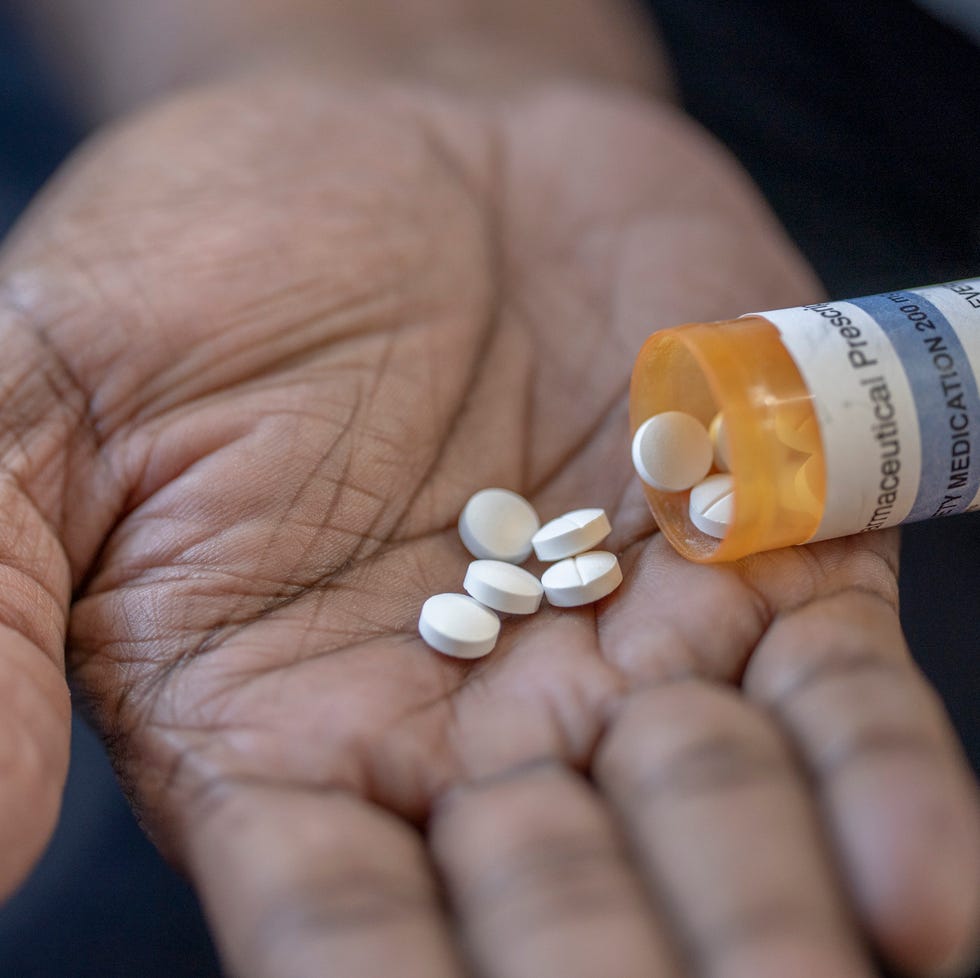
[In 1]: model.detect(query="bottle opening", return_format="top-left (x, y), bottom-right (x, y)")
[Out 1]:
top-left (629, 317), bottom-right (825, 562)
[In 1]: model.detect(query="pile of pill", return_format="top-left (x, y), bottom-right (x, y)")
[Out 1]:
top-left (417, 489), bottom-right (622, 659)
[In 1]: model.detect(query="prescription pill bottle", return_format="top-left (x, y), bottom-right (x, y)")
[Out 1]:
top-left (630, 278), bottom-right (980, 562)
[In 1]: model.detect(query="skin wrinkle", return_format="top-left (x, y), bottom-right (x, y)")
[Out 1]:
top-left (742, 587), bottom-right (910, 709)
top-left (526, 386), bottom-right (631, 500)
top-left (618, 726), bottom-right (794, 807)
top-left (517, 315), bottom-right (539, 492)
top-left (710, 573), bottom-right (774, 686)
top-left (252, 870), bottom-right (440, 940)
top-left (134, 295), bottom-right (405, 424)
top-left (764, 652), bottom-right (910, 713)
top-left (601, 612), bottom-right (705, 687)
top-left (452, 834), bottom-right (637, 931)
top-left (384, 266), bottom-right (499, 542)
top-left (0, 292), bottom-right (91, 454)
top-left (431, 755), bottom-right (573, 815)
top-left (0, 294), bottom-right (104, 539)
top-left (110, 356), bottom-right (373, 518)
top-left (493, 104), bottom-right (628, 497)
top-left (141, 622), bottom-right (466, 830)
top-left (0, 483), bottom-right (70, 626)
top-left (693, 896), bottom-right (852, 973)
top-left (0, 287), bottom-right (95, 446)
top-left (83, 393), bottom-right (368, 711)
top-left (430, 763), bottom-right (630, 904)
top-left (818, 726), bottom-right (945, 783)
top-left (34, 99), bottom-right (446, 434)
top-left (241, 855), bottom-right (450, 976)
top-left (597, 546), bottom-right (770, 687)
top-left (449, 112), bottom-right (523, 494)
top-left (27, 228), bottom-right (164, 441)
top-left (70, 433), bottom-right (252, 603)
top-left (184, 785), bottom-right (450, 960)
top-left (559, 653), bottom-right (626, 764)
top-left (731, 559), bottom-right (898, 678)
top-left (157, 741), bottom-right (366, 837)
top-left (812, 540), bottom-right (900, 604)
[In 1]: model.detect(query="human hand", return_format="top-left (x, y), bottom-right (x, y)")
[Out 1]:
top-left (0, 76), bottom-right (977, 977)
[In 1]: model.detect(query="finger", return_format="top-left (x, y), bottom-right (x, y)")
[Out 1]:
top-left (430, 759), bottom-right (681, 978)
top-left (0, 502), bottom-right (71, 897)
top-left (595, 680), bottom-right (878, 978)
top-left (181, 781), bottom-right (463, 978)
top-left (744, 588), bottom-right (980, 977)
top-left (0, 302), bottom-right (81, 898)
top-left (0, 579), bottom-right (70, 897)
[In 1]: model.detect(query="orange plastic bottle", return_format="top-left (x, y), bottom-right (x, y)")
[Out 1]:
top-left (630, 279), bottom-right (980, 562)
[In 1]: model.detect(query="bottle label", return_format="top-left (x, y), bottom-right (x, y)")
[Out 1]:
top-left (756, 279), bottom-right (980, 541)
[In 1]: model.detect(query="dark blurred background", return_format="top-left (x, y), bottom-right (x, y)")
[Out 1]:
top-left (0, 0), bottom-right (977, 975)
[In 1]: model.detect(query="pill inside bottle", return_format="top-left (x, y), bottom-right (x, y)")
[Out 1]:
top-left (630, 315), bottom-right (825, 562)
top-left (631, 277), bottom-right (980, 562)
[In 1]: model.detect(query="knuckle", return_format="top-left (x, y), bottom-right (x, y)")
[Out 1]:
top-left (698, 896), bottom-right (854, 974)
top-left (246, 864), bottom-right (440, 975)
top-left (453, 832), bottom-right (635, 939)
top-left (432, 763), bottom-right (636, 935)
top-left (596, 680), bottom-right (793, 804)
top-left (258, 868), bottom-right (436, 944)
top-left (820, 722), bottom-right (941, 782)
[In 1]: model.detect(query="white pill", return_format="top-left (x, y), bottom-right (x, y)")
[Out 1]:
top-left (541, 551), bottom-right (623, 608)
top-left (709, 412), bottom-right (732, 472)
top-left (418, 593), bottom-right (500, 659)
top-left (463, 560), bottom-right (543, 615)
top-left (458, 488), bottom-right (540, 563)
top-left (532, 508), bottom-right (612, 562)
top-left (689, 473), bottom-right (736, 539)
top-left (632, 412), bottom-right (713, 492)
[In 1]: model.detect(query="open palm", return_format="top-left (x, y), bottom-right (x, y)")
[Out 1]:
top-left (0, 77), bottom-right (976, 978)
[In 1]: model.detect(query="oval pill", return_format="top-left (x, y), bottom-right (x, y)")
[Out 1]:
top-left (463, 560), bottom-right (543, 615)
top-left (531, 507), bottom-right (611, 562)
top-left (458, 488), bottom-right (540, 563)
top-left (709, 411), bottom-right (732, 472)
top-left (689, 473), bottom-right (736, 539)
top-left (418, 593), bottom-right (501, 659)
top-left (632, 412), bottom-right (713, 492)
top-left (541, 550), bottom-right (623, 607)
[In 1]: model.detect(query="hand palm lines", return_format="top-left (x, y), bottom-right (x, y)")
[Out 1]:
top-left (67, 244), bottom-right (651, 825)
top-left (63, 103), bottom-right (856, 822)
top-left (4, 82), bottom-right (975, 978)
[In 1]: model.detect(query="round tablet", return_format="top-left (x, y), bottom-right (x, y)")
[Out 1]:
top-left (418, 593), bottom-right (500, 659)
top-left (708, 411), bottom-right (731, 472)
top-left (458, 488), bottom-right (540, 563)
top-left (541, 551), bottom-right (623, 608)
top-left (463, 560), bottom-right (543, 615)
top-left (531, 508), bottom-right (611, 562)
top-left (689, 473), bottom-right (736, 539)
top-left (632, 412), bottom-right (713, 492)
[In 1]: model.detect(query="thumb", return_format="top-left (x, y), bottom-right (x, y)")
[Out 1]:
top-left (0, 290), bottom-right (95, 898)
